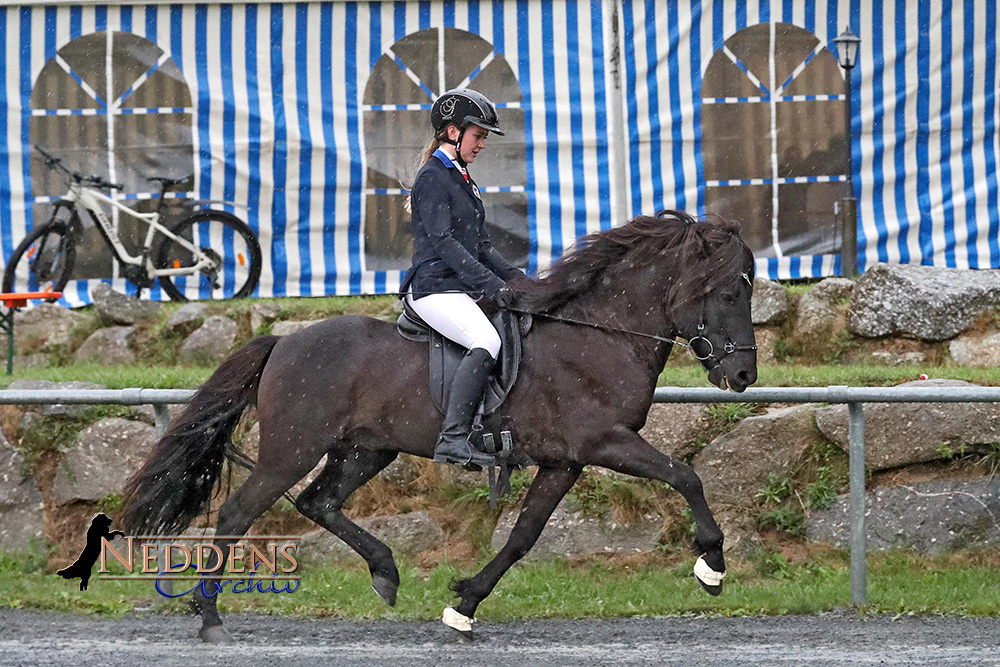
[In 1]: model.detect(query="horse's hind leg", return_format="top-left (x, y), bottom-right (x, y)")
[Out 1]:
top-left (193, 450), bottom-right (324, 643)
top-left (447, 463), bottom-right (581, 635)
top-left (295, 443), bottom-right (400, 605)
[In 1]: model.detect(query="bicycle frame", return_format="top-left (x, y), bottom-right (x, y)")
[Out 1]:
top-left (61, 184), bottom-right (216, 279)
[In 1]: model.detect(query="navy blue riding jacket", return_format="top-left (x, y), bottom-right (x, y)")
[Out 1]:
top-left (401, 149), bottom-right (524, 299)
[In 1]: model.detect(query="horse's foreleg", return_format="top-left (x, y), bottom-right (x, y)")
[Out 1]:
top-left (295, 445), bottom-right (400, 605)
top-left (447, 463), bottom-right (581, 635)
top-left (587, 426), bottom-right (726, 594)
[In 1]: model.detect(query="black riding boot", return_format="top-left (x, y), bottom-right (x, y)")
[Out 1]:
top-left (433, 347), bottom-right (498, 469)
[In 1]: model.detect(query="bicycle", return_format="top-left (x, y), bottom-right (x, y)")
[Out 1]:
top-left (3, 145), bottom-right (262, 302)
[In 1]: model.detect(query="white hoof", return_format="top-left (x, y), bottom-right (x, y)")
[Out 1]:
top-left (442, 606), bottom-right (475, 633)
top-left (694, 555), bottom-right (726, 587)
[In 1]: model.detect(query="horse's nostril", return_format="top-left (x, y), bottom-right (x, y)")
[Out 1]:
top-left (736, 369), bottom-right (755, 385)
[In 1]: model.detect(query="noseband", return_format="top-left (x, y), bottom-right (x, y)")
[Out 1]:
top-left (687, 321), bottom-right (758, 367)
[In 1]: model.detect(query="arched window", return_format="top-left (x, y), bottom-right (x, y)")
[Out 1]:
top-left (362, 27), bottom-right (527, 271)
top-left (701, 22), bottom-right (847, 259)
top-left (29, 31), bottom-right (193, 280)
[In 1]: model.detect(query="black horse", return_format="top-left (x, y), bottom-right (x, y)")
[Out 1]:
top-left (121, 211), bottom-right (757, 642)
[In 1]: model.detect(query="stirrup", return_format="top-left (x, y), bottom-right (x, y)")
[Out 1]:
top-left (433, 438), bottom-right (496, 471)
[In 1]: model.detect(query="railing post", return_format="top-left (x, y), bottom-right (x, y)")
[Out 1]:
top-left (848, 400), bottom-right (867, 606)
top-left (153, 404), bottom-right (171, 438)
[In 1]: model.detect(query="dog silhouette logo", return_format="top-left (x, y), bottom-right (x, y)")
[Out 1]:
top-left (57, 513), bottom-right (124, 591)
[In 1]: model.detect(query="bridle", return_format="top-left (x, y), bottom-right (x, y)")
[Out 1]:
top-left (685, 272), bottom-right (758, 370)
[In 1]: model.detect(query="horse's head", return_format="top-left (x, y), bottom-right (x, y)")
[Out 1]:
top-left (667, 215), bottom-right (758, 393)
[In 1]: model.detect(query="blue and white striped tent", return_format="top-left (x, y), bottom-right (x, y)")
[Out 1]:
top-left (0, 0), bottom-right (997, 303)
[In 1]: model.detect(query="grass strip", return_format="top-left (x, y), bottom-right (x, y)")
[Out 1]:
top-left (4, 550), bottom-right (998, 619)
top-left (658, 364), bottom-right (1000, 387)
top-left (3, 364), bottom-right (999, 391)
top-left (0, 364), bottom-right (212, 389)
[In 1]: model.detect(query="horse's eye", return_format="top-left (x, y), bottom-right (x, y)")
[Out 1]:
top-left (721, 293), bottom-right (736, 303)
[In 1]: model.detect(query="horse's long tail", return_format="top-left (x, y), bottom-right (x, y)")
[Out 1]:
top-left (120, 335), bottom-right (281, 536)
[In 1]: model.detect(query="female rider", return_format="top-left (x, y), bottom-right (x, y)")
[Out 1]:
top-left (400, 88), bottom-right (526, 469)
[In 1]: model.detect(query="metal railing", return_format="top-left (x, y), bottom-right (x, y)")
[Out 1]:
top-left (653, 384), bottom-right (1000, 605)
top-left (0, 388), bottom-right (194, 436)
top-left (5, 384), bottom-right (1000, 606)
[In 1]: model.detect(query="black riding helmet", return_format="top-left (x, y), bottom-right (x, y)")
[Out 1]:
top-left (431, 88), bottom-right (505, 136)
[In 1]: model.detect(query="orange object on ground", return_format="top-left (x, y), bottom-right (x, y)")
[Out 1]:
top-left (0, 291), bottom-right (63, 308)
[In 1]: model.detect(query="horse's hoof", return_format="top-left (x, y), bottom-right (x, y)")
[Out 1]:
top-left (442, 606), bottom-right (476, 642)
top-left (693, 555), bottom-right (726, 597)
top-left (371, 574), bottom-right (398, 607)
top-left (199, 625), bottom-right (233, 644)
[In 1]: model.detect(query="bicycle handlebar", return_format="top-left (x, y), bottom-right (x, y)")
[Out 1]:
top-left (34, 145), bottom-right (124, 191)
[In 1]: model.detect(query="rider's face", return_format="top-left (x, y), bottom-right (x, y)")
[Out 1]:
top-left (450, 125), bottom-right (489, 164)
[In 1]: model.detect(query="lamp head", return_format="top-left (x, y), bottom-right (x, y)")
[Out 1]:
top-left (833, 29), bottom-right (861, 70)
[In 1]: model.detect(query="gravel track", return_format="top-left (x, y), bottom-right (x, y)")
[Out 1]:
top-left (2, 609), bottom-right (1000, 666)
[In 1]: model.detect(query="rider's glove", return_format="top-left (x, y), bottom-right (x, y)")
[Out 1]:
top-left (490, 284), bottom-right (516, 309)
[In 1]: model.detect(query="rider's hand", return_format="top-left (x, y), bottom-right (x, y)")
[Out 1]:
top-left (491, 285), bottom-right (516, 309)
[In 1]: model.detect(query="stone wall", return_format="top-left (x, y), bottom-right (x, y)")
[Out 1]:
top-left (8, 269), bottom-right (1000, 569)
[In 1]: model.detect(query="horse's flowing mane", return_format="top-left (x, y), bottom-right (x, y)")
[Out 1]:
top-left (516, 210), bottom-right (754, 313)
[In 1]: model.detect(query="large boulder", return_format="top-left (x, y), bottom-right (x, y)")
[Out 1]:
top-left (752, 327), bottom-right (781, 364)
top-left (0, 431), bottom-right (45, 551)
top-left (13, 303), bottom-right (86, 351)
top-left (178, 316), bottom-right (237, 364)
top-left (949, 332), bottom-right (1000, 367)
top-left (640, 403), bottom-right (713, 461)
top-left (693, 404), bottom-right (821, 507)
top-left (793, 278), bottom-right (854, 339)
top-left (272, 320), bottom-right (324, 336)
top-left (298, 511), bottom-right (444, 564)
top-left (91, 283), bottom-right (160, 326)
top-left (13, 353), bottom-right (51, 370)
top-left (751, 278), bottom-right (788, 325)
top-left (380, 454), bottom-right (422, 486)
top-left (847, 263), bottom-right (1000, 341)
top-left (74, 326), bottom-right (136, 365)
top-left (814, 379), bottom-right (1000, 471)
top-left (807, 477), bottom-right (1000, 554)
top-left (491, 496), bottom-right (662, 560)
top-left (164, 302), bottom-right (210, 336)
top-left (867, 350), bottom-right (927, 366)
top-left (9, 379), bottom-right (106, 417)
top-left (51, 418), bottom-right (156, 504)
top-left (250, 303), bottom-right (280, 333)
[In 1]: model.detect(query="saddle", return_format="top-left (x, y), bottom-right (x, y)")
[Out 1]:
top-left (397, 301), bottom-right (534, 506)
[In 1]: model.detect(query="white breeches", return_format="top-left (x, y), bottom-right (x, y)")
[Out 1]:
top-left (406, 289), bottom-right (502, 360)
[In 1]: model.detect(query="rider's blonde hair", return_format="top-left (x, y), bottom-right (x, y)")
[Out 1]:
top-left (420, 128), bottom-right (452, 164)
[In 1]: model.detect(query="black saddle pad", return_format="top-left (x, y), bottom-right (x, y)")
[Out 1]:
top-left (397, 302), bottom-right (530, 416)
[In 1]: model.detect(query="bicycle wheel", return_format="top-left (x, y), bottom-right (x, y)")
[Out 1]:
top-left (2, 221), bottom-right (76, 300)
top-left (155, 210), bottom-right (261, 301)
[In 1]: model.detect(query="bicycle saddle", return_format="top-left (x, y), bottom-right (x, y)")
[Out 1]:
top-left (148, 176), bottom-right (190, 189)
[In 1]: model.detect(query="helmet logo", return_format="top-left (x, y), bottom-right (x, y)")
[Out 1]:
top-left (440, 96), bottom-right (457, 120)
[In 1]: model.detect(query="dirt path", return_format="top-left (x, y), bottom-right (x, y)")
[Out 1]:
top-left (2, 609), bottom-right (1000, 666)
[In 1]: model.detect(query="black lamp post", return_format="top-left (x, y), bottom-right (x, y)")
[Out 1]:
top-left (833, 29), bottom-right (861, 277)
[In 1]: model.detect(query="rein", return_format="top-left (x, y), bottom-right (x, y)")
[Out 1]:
top-left (509, 307), bottom-right (685, 347)
top-left (405, 272), bottom-right (759, 365)
top-left (510, 307), bottom-right (757, 367)
top-left (513, 270), bottom-right (758, 365)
